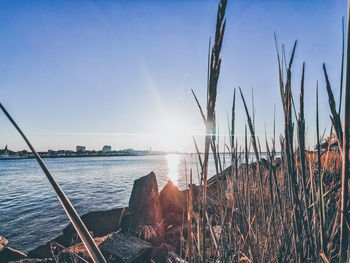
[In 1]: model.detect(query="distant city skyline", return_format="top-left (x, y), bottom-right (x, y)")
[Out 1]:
top-left (1, 143), bottom-right (158, 153)
top-left (0, 0), bottom-right (347, 152)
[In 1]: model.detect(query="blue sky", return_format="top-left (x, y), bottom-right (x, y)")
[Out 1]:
top-left (0, 0), bottom-right (347, 152)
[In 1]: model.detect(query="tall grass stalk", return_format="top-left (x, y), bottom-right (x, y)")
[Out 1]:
top-left (201, 1), bottom-right (227, 261)
top-left (339, 1), bottom-right (350, 261)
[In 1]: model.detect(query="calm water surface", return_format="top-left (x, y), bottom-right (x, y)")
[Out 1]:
top-left (0, 154), bottom-right (231, 252)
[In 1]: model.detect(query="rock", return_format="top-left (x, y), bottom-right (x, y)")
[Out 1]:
top-left (99, 232), bottom-right (152, 263)
top-left (163, 212), bottom-right (184, 228)
top-left (164, 225), bottom-right (184, 240)
top-left (63, 207), bottom-right (127, 242)
top-left (127, 172), bottom-right (164, 242)
top-left (208, 166), bottom-right (232, 185)
top-left (182, 184), bottom-right (200, 212)
top-left (274, 157), bottom-right (282, 168)
top-left (28, 207), bottom-right (126, 259)
top-left (56, 235), bottom-right (109, 262)
top-left (0, 236), bottom-right (27, 263)
top-left (259, 158), bottom-right (269, 169)
top-left (159, 181), bottom-right (188, 228)
top-left (28, 235), bottom-right (67, 259)
top-left (163, 225), bottom-right (185, 252)
top-left (160, 181), bottom-right (186, 216)
top-left (151, 243), bottom-right (172, 263)
top-left (0, 236), bottom-right (8, 251)
top-left (0, 247), bottom-right (27, 263)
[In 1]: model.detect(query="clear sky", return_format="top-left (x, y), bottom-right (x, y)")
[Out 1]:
top-left (0, 0), bottom-right (347, 152)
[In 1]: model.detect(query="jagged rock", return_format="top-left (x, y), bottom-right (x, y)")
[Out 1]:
top-left (99, 232), bottom-right (152, 263)
top-left (160, 181), bottom-right (186, 216)
top-left (159, 181), bottom-right (188, 229)
top-left (127, 172), bottom-right (164, 242)
top-left (0, 236), bottom-right (8, 251)
top-left (28, 207), bottom-right (126, 259)
top-left (0, 247), bottom-right (27, 263)
top-left (63, 207), bottom-right (127, 242)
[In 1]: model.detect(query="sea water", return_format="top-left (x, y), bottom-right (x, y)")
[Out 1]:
top-left (0, 154), bottom-right (237, 252)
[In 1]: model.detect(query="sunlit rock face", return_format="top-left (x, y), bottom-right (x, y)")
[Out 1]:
top-left (159, 180), bottom-right (186, 228)
top-left (160, 181), bottom-right (186, 215)
top-left (127, 172), bottom-right (164, 242)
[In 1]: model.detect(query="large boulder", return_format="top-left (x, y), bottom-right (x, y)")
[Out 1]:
top-left (28, 207), bottom-right (126, 259)
top-left (99, 232), bottom-right (152, 263)
top-left (63, 207), bottom-right (127, 241)
top-left (160, 181), bottom-right (186, 215)
top-left (126, 172), bottom-right (164, 242)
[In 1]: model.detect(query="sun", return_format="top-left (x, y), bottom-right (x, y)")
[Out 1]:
top-left (166, 153), bottom-right (182, 185)
top-left (157, 118), bottom-right (191, 152)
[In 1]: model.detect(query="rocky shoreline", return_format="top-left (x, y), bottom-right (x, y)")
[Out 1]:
top-left (0, 169), bottom-right (203, 263)
top-left (0, 157), bottom-right (281, 263)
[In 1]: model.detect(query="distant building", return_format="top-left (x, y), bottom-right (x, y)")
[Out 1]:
top-left (76, 146), bottom-right (86, 153)
top-left (0, 145), bottom-right (16, 159)
top-left (102, 145), bottom-right (112, 153)
top-left (0, 145), bottom-right (9, 157)
top-left (122, 148), bottom-right (134, 155)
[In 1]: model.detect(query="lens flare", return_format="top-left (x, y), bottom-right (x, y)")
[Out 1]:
top-left (166, 154), bottom-right (181, 185)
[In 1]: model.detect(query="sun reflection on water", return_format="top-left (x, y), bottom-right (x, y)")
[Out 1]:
top-left (166, 154), bottom-right (181, 186)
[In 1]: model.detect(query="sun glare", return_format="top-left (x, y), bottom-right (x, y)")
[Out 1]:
top-left (166, 154), bottom-right (181, 186)
top-left (157, 118), bottom-right (193, 152)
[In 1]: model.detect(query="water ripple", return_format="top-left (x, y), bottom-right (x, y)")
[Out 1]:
top-left (0, 154), bottom-right (227, 252)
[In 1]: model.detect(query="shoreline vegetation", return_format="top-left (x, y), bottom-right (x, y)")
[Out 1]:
top-left (1, 0), bottom-right (350, 262)
top-left (0, 146), bottom-right (167, 160)
top-left (0, 146), bottom-right (282, 161)
top-left (0, 149), bottom-right (264, 161)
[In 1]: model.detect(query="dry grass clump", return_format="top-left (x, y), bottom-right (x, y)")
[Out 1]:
top-left (180, 0), bottom-right (350, 262)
